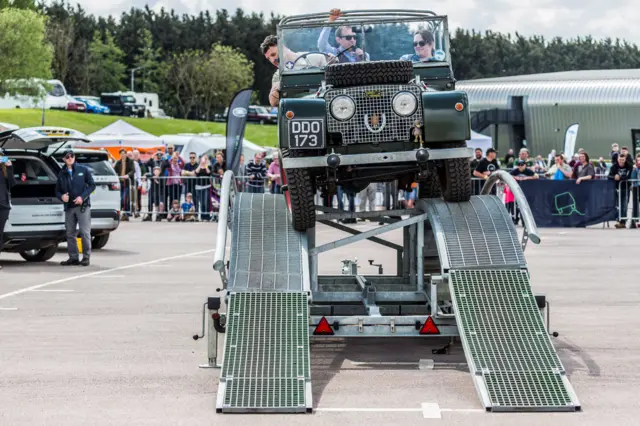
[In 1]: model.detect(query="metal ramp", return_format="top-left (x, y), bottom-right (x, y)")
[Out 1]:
top-left (424, 194), bottom-right (581, 412)
top-left (422, 195), bottom-right (526, 271)
top-left (217, 292), bottom-right (312, 413)
top-left (228, 192), bottom-right (310, 292)
top-left (216, 192), bottom-right (312, 413)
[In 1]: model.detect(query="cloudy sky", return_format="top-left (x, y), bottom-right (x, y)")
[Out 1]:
top-left (69, 0), bottom-right (639, 44)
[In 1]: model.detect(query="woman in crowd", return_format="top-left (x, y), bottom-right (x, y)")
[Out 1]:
top-left (0, 150), bottom-right (16, 269)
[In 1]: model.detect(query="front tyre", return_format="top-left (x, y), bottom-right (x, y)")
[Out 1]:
top-left (285, 168), bottom-right (316, 232)
top-left (438, 157), bottom-right (472, 202)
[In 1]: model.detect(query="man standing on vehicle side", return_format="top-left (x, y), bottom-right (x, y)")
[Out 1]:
top-left (55, 149), bottom-right (96, 266)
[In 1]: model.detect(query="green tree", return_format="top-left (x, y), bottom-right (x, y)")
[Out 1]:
top-left (0, 8), bottom-right (52, 80)
top-left (87, 30), bottom-right (126, 94)
top-left (198, 43), bottom-right (254, 120)
top-left (0, 0), bottom-right (37, 10)
top-left (0, 7), bottom-right (52, 95)
top-left (165, 50), bottom-right (203, 118)
top-left (134, 28), bottom-right (163, 93)
top-left (46, 15), bottom-right (75, 84)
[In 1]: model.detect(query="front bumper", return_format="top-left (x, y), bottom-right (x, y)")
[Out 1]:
top-left (281, 147), bottom-right (473, 169)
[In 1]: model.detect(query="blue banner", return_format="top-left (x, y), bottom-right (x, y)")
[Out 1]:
top-left (225, 88), bottom-right (253, 176)
top-left (519, 179), bottom-right (618, 227)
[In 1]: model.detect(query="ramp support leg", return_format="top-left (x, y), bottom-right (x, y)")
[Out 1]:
top-left (196, 299), bottom-right (224, 369)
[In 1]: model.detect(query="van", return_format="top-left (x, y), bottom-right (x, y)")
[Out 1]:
top-left (0, 127), bottom-right (94, 262)
top-left (50, 148), bottom-right (120, 249)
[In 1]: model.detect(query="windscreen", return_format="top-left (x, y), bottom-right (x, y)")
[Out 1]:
top-left (279, 18), bottom-right (447, 74)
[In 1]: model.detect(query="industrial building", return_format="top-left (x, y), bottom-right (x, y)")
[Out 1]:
top-left (456, 69), bottom-right (640, 159)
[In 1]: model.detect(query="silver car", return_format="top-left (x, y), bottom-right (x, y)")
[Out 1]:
top-left (0, 126), bottom-right (96, 262)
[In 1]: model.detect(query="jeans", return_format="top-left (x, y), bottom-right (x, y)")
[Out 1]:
top-left (65, 206), bottom-right (91, 260)
top-left (359, 184), bottom-right (376, 212)
top-left (196, 188), bottom-right (211, 220)
top-left (0, 208), bottom-right (9, 253)
top-left (618, 186), bottom-right (631, 224)
top-left (338, 186), bottom-right (355, 211)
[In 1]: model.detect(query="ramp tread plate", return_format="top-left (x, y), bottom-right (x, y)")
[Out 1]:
top-left (229, 193), bottom-right (305, 292)
top-left (220, 292), bottom-right (310, 410)
top-left (428, 196), bottom-right (525, 269)
top-left (450, 270), bottom-right (576, 410)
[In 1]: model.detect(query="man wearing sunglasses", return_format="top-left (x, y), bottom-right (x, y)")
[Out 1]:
top-left (317, 8), bottom-right (369, 63)
top-left (55, 149), bottom-right (96, 266)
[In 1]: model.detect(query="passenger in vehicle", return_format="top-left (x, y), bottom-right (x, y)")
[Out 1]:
top-left (400, 30), bottom-right (437, 62)
top-left (0, 150), bottom-right (16, 268)
top-left (317, 9), bottom-right (369, 63)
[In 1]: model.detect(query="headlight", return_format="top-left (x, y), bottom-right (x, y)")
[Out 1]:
top-left (330, 95), bottom-right (356, 121)
top-left (392, 92), bottom-right (417, 117)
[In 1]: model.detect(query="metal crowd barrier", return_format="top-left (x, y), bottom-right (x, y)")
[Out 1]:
top-left (113, 172), bottom-right (639, 227)
top-left (617, 179), bottom-right (640, 225)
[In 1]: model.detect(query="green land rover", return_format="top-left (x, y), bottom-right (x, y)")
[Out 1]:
top-left (276, 9), bottom-right (473, 232)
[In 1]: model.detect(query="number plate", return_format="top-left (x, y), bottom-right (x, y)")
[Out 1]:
top-left (288, 119), bottom-right (325, 149)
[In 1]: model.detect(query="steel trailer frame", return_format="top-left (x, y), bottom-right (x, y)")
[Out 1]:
top-left (203, 170), bottom-right (546, 343)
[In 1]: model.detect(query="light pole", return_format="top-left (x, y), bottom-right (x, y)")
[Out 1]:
top-left (129, 66), bottom-right (145, 92)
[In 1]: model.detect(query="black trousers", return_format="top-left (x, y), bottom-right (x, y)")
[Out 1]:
top-left (0, 208), bottom-right (9, 252)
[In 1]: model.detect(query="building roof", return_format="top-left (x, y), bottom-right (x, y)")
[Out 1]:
top-left (460, 68), bottom-right (640, 84)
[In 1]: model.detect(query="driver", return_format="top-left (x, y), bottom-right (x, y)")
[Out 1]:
top-left (400, 30), bottom-right (437, 62)
top-left (260, 35), bottom-right (329, 107)
top-left (317, 8), bottom-right (370, 63)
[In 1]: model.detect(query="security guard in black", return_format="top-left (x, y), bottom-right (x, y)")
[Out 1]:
top-left (55, 149), bottom-right (96, 266)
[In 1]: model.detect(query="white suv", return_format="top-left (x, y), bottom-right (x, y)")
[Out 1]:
top-left (50, 148), bottom-right (120, 249)
top-left (0, 127), bottom-right (95, 262)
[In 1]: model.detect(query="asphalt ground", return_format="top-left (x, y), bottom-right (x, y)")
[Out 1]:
top-left (0, 221), bottom-right (639, 426)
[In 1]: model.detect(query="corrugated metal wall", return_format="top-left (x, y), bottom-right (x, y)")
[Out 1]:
top-left (457, 78), bottom-right (640, 158)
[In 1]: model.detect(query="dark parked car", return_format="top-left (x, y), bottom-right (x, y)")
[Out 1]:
top-left (100, 93), bottom-right (145, 118)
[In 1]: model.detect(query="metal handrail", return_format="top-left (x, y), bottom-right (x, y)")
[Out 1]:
top-left (480, 170), bottom-right (541, 245)
top-left (213, 170), bottom-right (237, 286)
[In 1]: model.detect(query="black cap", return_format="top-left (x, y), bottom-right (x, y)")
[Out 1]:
top-left (62, 149), bottom-right (74, 157)
top-left (486, 148), bottom-right (496, 155)
top-left (516, 159), bottom-right (526, 166)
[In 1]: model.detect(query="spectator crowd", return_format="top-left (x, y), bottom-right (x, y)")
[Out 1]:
top-left (107, 142), bottom-right (640, 229)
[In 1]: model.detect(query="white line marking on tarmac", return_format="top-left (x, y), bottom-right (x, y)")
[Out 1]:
top-left (0, 249), bottom-right (215, 301)
top-left (315, 403), bottom-right (484, 418)
top-left (0, 307), bottom-right (18, 311)
top-left (30, 289), bottom-right (74, 293)
top-left (316, 408), bottom-right (422, 413)
top-left (90, 275), bottom-right (126, 279)
top-left (422, 402), bottom-right (442, 419)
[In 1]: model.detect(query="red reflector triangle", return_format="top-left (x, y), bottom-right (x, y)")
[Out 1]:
top-left (313, 317), bottom-right (334, 335)
top-left (420, 317), bottom-right (440, 335)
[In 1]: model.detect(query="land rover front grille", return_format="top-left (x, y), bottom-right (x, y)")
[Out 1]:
top-left (324, 84), bottom-right (423, 145)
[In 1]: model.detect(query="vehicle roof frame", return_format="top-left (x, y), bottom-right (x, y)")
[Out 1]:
top-left (275, 9), bottom-right (453, 88)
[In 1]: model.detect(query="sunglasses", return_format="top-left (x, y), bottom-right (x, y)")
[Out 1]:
top-left (340, 35), bottom-right (356, 41)
top-left (414, 41), bottom-right (427, 47)
top-left (64, 154), bottom-right (74, 159)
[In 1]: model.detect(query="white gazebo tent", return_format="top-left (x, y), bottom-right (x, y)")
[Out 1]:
top-left (176, 134), bottom-right (267, 162)
top-left (466, 130), bottom-right (493, 156)
top-left (85, 119), bottom-right (163, 148)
